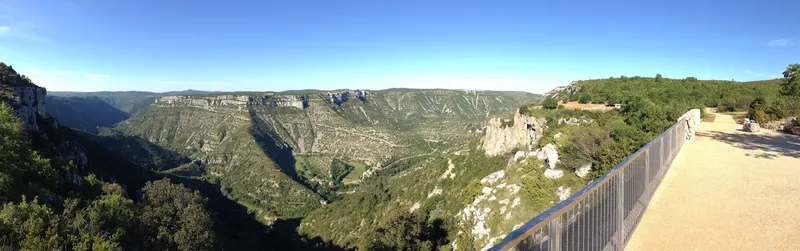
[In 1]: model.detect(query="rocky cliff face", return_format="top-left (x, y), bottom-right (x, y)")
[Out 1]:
top-left (5, 86), bottom-right (47, 131)
top-left (0, 64), bottom-right (47, 130)
top-left (251, 95), bottom-right (309, 109)
top-left (319, 90), bottom-right (367, 106)
top-left (482, 110), bottom-right (547, 156)
top-left (156, 94), bottom-right (312, 111)
top-left (156, 95), bottom-right (251, 110)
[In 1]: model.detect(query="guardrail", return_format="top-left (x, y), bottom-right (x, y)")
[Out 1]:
top-left (489, 117), bottom-right (689, 251)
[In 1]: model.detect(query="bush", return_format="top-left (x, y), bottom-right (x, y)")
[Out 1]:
top-left (541, 97), bottom-right (558, 110)
top-left (520, 170), bottom-right (557, 208)
top-left (578, 94), bottom-right (592, 104)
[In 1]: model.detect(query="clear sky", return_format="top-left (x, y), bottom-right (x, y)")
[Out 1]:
top-left (0, 0), bottom-right (797, 93)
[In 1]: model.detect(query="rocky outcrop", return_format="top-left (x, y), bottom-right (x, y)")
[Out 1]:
top-left (533, 144), bottom-right (559, 169)
top-left (250, 95), bottom-right (309, 109)
top-left (543, 168), bottom-right (563, 179)
top-left (762, 117), bottom-right (797, 131)
top-left (5, 86), bottom-right (47, 131)
top-left (543, 84), bottom-right (579, 99)
top-left (319, 90), bottom-right (368, 106)
top-left (556, 186), bottom-right (571, 202)
top-left (557, 117), bottom-right (593, 126)
top-left (575, 163), bottom-right (592, 178)
top-left (482, 110), bottom-right (547, 156)
top-left (157, 95), bottom-right (250, 109)
top-left (57, 141), bottom-right (89, 167)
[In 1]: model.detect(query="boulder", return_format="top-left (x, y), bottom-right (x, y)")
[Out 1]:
top-left (533, 143), bottom-right (560, 169)
top-left (743, 122), bottom-right (761, 132)
top-left (480, 170), bottom-right (505, 184)
top-left (575, 163), bottom-right (592, 178)
top-left (556, 186), bottom-right (571, 201)
top-left (543, 168), bottom-right (563, 179)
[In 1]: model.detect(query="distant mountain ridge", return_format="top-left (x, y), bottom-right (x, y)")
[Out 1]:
top-left (51, 88), bottom-right (540, 115)
top-left (50, 89), bottom-right (220, 114)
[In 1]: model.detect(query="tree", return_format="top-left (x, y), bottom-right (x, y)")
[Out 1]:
top-left (578, 93), bottom-right (592, 104)
top-left (520, 168), bottom-right (557, 208)
top-left (0, 197), bottom-right (60, 250)
top-left (139, 179), bottom-right (214, 251)
top-left (358, 212), bottom-right (448, 251)
top-left (541, 97), bottom-right (558, 110)
top-left (780, 63), bottom-right (800, 97)
top-left (61, 184), bottom-right (137, 250)
top-left (0, 104), bottom-right (58, 202)
top-left (655, 74), bottom-right (664, 82)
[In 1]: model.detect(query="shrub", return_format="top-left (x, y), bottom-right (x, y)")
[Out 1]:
top-left (578, 94), bottom-right (592, 104)
top-left (541, 97), bottom-right (558, 110)
top-left (520, 170), bottom-right (557, 209)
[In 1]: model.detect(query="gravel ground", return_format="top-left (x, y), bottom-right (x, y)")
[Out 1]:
top-left (626, 113), bottom-right (800, 251)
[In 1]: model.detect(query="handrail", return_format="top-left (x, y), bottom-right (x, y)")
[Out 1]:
top-left (489, 118), bottom-right (689, 251)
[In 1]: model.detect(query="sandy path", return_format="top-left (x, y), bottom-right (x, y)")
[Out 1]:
top-left (625, 113), bottom-right (800, 251)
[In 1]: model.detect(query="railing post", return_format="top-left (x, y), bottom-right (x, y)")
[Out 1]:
top-left (616, 172), bottom-right (624, 251)
top-left (552, 218), bottom-right (562, 251)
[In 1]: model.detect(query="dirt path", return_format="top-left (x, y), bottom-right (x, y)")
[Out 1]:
top-left (625, 113), bottom-right (800, 251)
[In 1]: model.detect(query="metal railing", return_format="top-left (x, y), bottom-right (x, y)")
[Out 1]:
top-left (490, 118), bottom-right (689, 251)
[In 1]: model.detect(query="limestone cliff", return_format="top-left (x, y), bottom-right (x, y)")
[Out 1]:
top-left (482, 110), bottom-right (547, 156)
top-left (9, 86), bottom-right (47, 131)
top-left (156, 94), bottom-right (311, 111)
top-left (319, 90), bottom-right (367, 106)
top-left (0, 64), bottom-right (47, 131)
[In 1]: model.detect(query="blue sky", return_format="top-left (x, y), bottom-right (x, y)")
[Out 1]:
top-left (0, 0), bottom-right (797, 93)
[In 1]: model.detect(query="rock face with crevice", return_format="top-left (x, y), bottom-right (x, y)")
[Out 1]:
top-left (3, 86), bottom-right (47, 131)
top-left (482, 110), bottom-right (547, 156)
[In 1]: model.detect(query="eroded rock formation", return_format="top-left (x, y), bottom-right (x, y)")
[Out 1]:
top-left (482, 110), bottom-right (547, 156)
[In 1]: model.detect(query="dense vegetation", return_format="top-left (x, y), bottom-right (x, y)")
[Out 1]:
top-left (0, 103), bottom-right (215, 250)
top-left (532, 65), bottom-right (800, 179)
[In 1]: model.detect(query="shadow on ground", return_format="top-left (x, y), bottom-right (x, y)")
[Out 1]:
top-left (695, 130), bottom-right (800, 159)
top-left (248, 109), bottom-right (303, 184)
